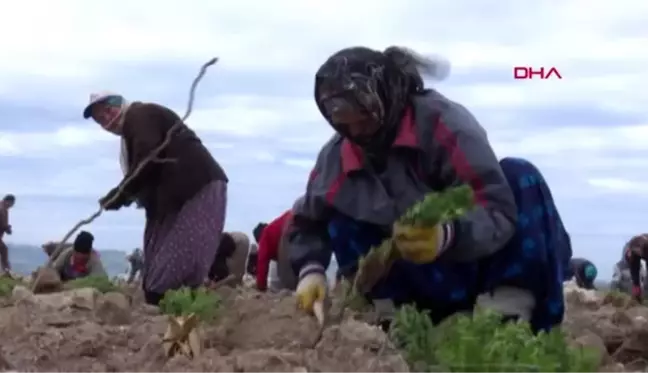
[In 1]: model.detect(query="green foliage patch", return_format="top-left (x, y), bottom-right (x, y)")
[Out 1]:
top-left (159, 287), bottom-right (222, 323)
top-left (66, 275), bottom-right (119, 293)
top-left (391, 305), bottom-right (600, 372)
top-left (0, 276), bottom-right (22, 297)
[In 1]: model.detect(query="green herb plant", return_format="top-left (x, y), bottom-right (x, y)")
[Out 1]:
top-left (159, 286), bottom-right (222, 324)
top-left (65, 275), bottom-right (120, 293)
top-left (390, 305), bottom-right (599, 372)
top-left (338, 184), bottom-right (599, 372)
top-left (0, 276), bottom-right (22, 297)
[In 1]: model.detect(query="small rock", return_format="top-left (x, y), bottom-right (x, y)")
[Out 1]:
top-left (564, 282), bottom-right (602, 309)
top-left (142, 304), bottom-right (161, 316)
top-left (11, 285), bottom-right (34, 304)
top-left (31, 267), bottom-right (63, 294)
top-left (0, 351), bottom-right (13, 370)
top-left (29, 287), bottom-right (100, 310)
top-left (336, 319), bottom-right (385, 342)
top-left (69, 288), bottom-right (101, 310)
top-left (42, 313), bottom-right (80, 327)
top-left (136, 335), bottom-right (167, 371)
top-left (95, 292), bottom-right (131, 325)
top-left (574, 332), bottom-right (609, 366)
top-left (611, 310), bottom-right (634, 326)
top-left (90, 362), bottom-right (108, 371)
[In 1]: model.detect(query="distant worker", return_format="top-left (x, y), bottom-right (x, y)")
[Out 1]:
top-left (126, 248), bottom-right (144, 284)
top-left (567, 257), bottom-right (598, 290)
top-left (246, 243), bottom-right (258, 277)
top-left (53, 231), bottom-right (108, 281)
top-left (611, 259), bottom-right (633, 293)
top-left (255, 198), bottom-right (303, 292)
top-left (622, 234), bottom-right (648, 302)
top-left (0, 194), bottom-right (15, 275)
top-left (206, 232), bottom-right (251, 287)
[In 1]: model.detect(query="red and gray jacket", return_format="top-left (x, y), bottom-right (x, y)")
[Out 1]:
top-left (286, 89), bottom-right (518, 279)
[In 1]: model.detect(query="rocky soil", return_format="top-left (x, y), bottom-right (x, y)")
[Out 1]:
top-left (0, 277), bottom-right (406, 372)
top-left (1, 276), bottom-right (648, 372)
top-left (562, 281), bottom-right (648, 372)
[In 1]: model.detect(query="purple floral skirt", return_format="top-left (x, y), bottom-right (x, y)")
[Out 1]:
top-left (142, 180), bottom-right (227, 299)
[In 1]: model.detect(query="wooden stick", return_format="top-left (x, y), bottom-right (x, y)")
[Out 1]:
top-left (30, 57), bottom-right (219, 292)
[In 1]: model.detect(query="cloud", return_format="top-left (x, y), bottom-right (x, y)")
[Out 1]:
top-left (588, 178), bottom-right (648, 195)
top-left (0, 0), bottom-right (646, 280)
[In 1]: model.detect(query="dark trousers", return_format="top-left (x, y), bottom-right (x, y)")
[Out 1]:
top-left (144, 290), bottom-right (164, 306)
top-left (0, 239), bottom-right (10, 271)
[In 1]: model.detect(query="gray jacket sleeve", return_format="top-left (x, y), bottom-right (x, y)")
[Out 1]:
top-left (52, 247), bottom-right (74, 274)
top-left (286, 143), bottom-right (339, 279)
top-left (430, 104), bottom-right (517, 262)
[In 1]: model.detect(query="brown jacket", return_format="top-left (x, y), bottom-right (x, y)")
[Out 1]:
top-left (121, 102), bottom-right (228, 218)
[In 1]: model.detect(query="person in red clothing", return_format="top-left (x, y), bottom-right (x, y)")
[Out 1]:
top-left (255, 209), bottom-right (295, 291)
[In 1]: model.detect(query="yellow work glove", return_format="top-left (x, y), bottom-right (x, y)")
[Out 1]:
top-left (392, 222), bottom-right (449, 264)
top-left (296, 268), bottom-right (328, 314)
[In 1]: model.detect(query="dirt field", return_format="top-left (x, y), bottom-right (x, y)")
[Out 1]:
top-left (1, 279), bottom-right (648, 372)
top-left (0, 283), bottom-right (407, 372)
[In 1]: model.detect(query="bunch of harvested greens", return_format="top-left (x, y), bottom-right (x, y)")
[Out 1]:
top-left (352, 185), bottom-right (475, 295)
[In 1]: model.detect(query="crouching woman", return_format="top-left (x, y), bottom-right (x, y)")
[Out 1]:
top-left (286, 46), bottom-right (569, 333)
top-left (53, 231), bottom-right (107, 281)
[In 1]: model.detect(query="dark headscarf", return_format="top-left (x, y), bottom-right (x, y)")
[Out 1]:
top-left (626, 234), bottom-right (648, 259)
top-left (208, 233), bottom-right (236, 281)
top-left (314, 46), bottom-right (449, 161)
top-left (73, 231), bottom-right (94, 254)
top-left (253, 223), bottom-right (267, 243)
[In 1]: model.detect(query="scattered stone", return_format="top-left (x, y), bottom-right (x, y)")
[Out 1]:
top-left (68, 288), bottom-right (101, 310)
top-left (18, 287), bottom-right (101, 311)
top-left (31, 267), bottom-right (63, 294)
top-left (142, 304), bottom-right (161, 316)
top-left (11, 285), bottom-right (34, 305)
top-left (573, 332), bottom-right (609, 365)
top-left (0, 351), bottom-right (13, 370)
top-left (95, 292), bottom-right (131, 325)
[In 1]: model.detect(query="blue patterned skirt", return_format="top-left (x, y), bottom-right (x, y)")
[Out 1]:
top-left (328, 157), bottom-right (570, 332)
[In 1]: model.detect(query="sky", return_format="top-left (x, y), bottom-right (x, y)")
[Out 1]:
top-left (0, 0), bottom-right (646, 279)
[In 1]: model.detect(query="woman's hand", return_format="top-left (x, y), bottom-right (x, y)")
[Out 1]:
top-left (392, 222), bottom-right (445, 264)
top-left (296, 272), bottom-right (327, 314)
top-left (99, 187), bottom-right (127, 211)
top-left (632, 285), bottom-right (643, 302)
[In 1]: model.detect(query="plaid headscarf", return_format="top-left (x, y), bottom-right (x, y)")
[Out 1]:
top-left (314, 46), bottom-right (449, 161)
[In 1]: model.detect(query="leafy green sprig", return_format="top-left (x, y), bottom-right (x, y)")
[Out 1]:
top-left (159, 287), bottom-right (222, 323)
top-left (391, 305), bottom-right (600, 372)
top-left (66, 275), bottom-right (119, 293)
